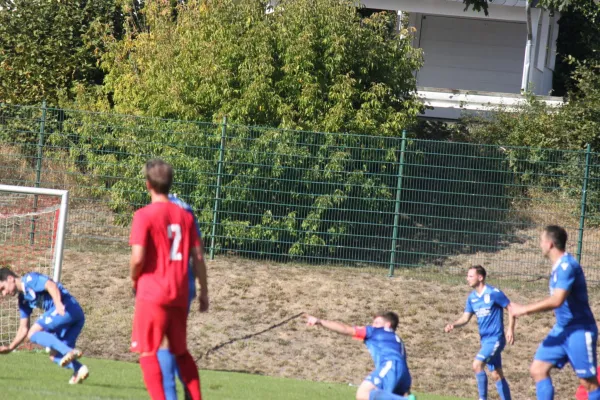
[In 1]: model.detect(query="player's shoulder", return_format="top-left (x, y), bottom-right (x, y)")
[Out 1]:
top-left (168, 194), bottom-right (192, 211)
top-left (22, 271), bottom-right (41, 282)
top-left (487, 284), bottom-right (503, 294)
top-left (558, 253), bottom-right (579, 272)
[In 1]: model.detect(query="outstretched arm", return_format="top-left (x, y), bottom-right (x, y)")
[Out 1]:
top-left (0, 317), bottom-right (30, 354)
top-left (511, 289), bottom-right (568, 318)
top-left (444, 312), bottom-right (473, 333)
top-left (305, 314), bottom-right (356, 336)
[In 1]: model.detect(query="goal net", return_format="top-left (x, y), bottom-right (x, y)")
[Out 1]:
top-left (0, 184), bottom-right (69, 345)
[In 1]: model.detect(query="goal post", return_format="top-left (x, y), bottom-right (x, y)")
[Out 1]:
top-left (0, 184), bottom-right (69, 282)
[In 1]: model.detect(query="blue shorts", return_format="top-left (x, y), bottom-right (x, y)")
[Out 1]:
top-left (35, 302), bottom-right (85, 348)
top-left (534, 325), bottom-right (598, 378)
top-left (476, 337), bottom-right (505, 371)
top-left (364, 360), bottom-right (411, 396)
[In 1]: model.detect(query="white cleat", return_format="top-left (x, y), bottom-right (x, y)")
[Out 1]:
top-left (68, 365), bottom-right (89, 384)
top-left (60, 349), bottom-right (83, 367)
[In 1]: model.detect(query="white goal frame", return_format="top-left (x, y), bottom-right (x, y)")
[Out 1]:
top-left (0, 184), bottom-right (69, 282)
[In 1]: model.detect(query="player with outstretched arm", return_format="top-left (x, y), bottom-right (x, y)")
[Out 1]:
top-left (305, 311), bottom-right (416, 400)
top-left (511, 225), bottom-right (600, 400)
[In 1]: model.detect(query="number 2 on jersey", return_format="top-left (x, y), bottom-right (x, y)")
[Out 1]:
top-left (168, 224), bottom-right (182, 261)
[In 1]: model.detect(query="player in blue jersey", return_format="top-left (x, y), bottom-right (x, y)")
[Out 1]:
top-left (0, 267), bottom-right (88, 384)
top-left (444, 265), bottom-right (514, 400)
top-left (510, 225), bottom-right (600, 400)
top-left (156, 193), bottom-right (208, 400)
top-left (305, 311), bottom-right (416, 400)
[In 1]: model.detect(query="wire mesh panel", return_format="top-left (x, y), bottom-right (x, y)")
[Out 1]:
top-left (397, 140), bottom-right (595, 282)
top-left (1, 102), bottom-right (600, 285)
top-left (213, 126), bottom-right (400, 266)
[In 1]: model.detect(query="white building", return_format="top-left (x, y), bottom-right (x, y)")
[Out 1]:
top-left (361, 0), bottom-right (564, 119)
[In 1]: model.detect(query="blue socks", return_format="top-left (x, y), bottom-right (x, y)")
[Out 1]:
top-left (476, 371), bottom-right (488, 400)
top-left (589, 388), bottom-right (600, 400)
top-left (51, 352), bottom-right (82, 372)
top-left (157, 349), bottom-right (177, 400)
top-left (496, 378), bottom-right (511, 400)
top-left (30, 331), bottom-right (71, 355)
top-left (535, 377), bottom-right (554, 400)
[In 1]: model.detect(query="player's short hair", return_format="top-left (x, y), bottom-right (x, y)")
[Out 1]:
top-left (376, 311), bottom-right (399, 331)
top-left (0, 267), bottom-right (16, 282)
top-left (143, 158), bottom-right (173, 195)
top-left (469, 265), bottom-right (487, 280)
top-left (544, 225), bottom-right (567, 251)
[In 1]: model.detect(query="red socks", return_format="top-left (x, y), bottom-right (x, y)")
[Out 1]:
top-left (140, 355), bottom-right (166, 400)
top-left (176, 351), bottom-right (202, 400)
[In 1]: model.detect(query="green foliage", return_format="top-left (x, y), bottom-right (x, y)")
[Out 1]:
top-left (102, 0), bottom-right (423, 134)
top-left (553, 0), bottom-right (600, 95)
top-left (0, 0), bottom-right (121, 106)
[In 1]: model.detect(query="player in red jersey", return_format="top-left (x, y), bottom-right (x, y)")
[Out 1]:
top-left (129, 159), bottom-right (209, 400)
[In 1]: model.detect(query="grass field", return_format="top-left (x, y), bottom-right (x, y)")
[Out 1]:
top-left (0, 352), bottom-right (465, 399)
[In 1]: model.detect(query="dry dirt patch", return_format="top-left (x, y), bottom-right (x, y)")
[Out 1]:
top-left (58, 249), bottom-right (600, 400)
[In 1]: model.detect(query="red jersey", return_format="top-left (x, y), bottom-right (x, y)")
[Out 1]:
top-left (129, 201), bottom-right (199, 308)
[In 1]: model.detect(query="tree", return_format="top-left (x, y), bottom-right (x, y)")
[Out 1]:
top-left (0, 0), bottom-right (123, 105)
top-left (102, 0), bottom-right (423, 134)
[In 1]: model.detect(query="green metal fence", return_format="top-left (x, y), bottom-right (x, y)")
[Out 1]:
top-left (1, 103), bottom-right (599, 283)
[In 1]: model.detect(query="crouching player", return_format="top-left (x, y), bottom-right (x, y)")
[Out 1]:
top-left (0, 267), bottom-right (88, 384)
top-left (305, 312), bottom-right (416, 400)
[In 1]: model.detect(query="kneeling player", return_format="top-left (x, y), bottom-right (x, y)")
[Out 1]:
top-left (0, 267), bottom-right (88, 384)
top-left (306, 312), bottom-right (416, 400)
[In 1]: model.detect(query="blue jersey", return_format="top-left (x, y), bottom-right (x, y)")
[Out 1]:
top-left (18, 272), bottom-right (78, 319)
top-left (168, 194), bottom-right (201, 303)
top-left (550, 253), bottom-right (596, 329)
top-left (355, 326), bottom-right (408, 368)
top-left (465, 285), bottom-right (510, 340)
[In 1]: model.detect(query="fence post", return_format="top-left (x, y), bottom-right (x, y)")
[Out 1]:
top-left (30, 100), bottom-right (47, 245)
top-left (389, 130), bottom-right (407, 277)
top-left (576, 143), bottom-right (591, 263)
top-left (210, 116), bottom-right (227, 260)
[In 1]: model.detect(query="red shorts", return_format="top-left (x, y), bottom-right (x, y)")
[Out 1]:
top-left (131, 301), bottom-right (188, 355)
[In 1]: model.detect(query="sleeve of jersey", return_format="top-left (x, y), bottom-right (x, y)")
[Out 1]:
top-left (352, 326), bottom-right (368, 340)
top-left (129, 211), bottom-right (148, 246)
top-left (464, 297), bottom-right (474, 313)
top-left (555, 262), bottom-right (576, 291)
top-left (493, 290), bottom-right (510, 308)
top-left (24, 273), bottom-right (49, 292)
top-left (18, 295), bottom-right (32, 319)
